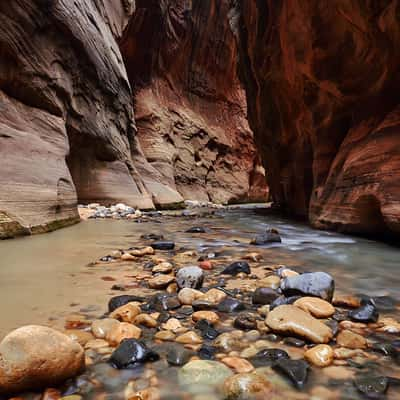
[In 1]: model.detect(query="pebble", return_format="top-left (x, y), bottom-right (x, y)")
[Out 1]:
top-left (259, 275), bottom-right (281, 289)
top-left (175, 331), bottom-right (203, 345)
top-left (110, 302), bottom-right (141, 323)
top-left (265, 305), bottom-right (333, 343)
top-left (222, 372), bottom-right (273, 398)
top-left (221, 261), bottom-right (250, 276)
top-left (134, 314), bottom-right (158, 328)
top-left (217, 297), bottom-right (246, 313)
top-left (304, 344), bottom-right (334, 367)
top-left (108, 295), bottom-right (145, 313)
top-left (109, 339), bottom-right (159, 369)
top-left (167, 345), bottom-right (194, 366)
top-left (195, 319), bottom-right (220, 340)
top-left (186, 227), bottom-right (206, 233)
top-left (221, 357), bottom-right (254, 373)
top-left (192, 311), bottom-right (219, 324)
top-left (354, 375), bottom-right (388, 397)
top-left (273, 359), bottom-right (309, 388)
top-left (154, 331), bottom-right (176, 341)
top-left (250, 348), bottom-right (289, 367)
top-left (333, 295), bottom-right (361, 308)
top-left (177, 288), bottom-right (203, 305)
top-left (64, 329), bottom-right (94, 346)
top-left (176, 266), bottom-right (204, 289)
top-left (152, 262), bottom-right (173, 274)
top-left (150, 241), bottom-right (175, 250)
top-left (161, 318), bottom-right (183, 331)
top-left (214, 332), bottom-right (243, 352)
top-left (293, 297), bottom-right (335, 318)
top-left (252, 287), bottom-right (279, 305)
top-left (280, 272), bottom-right (335, 301)
top-left (336, 330), bottom-right (367, 349)
top-left (234, 313), bottom-right (258, 330)
top-left (106, 322), bottom-right (142, 346)
top-left (349, 303), bottom-right (379, 323)
top-left (148, 274), bottom-right (175, 289)
top-left (250, 228), bottom-right (282, 245)
top-left (200, 288), bottom-right (227, 305)
top-left (199, 261), bottom-right (213, 270)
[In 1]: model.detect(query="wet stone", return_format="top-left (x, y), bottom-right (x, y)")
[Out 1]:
top-left (222, 372), bottom-right (273, 399)
top-left (146, 294), bottom-right (181, 312)
top-left (354, 375), bottom-right (388, 398)
top-left (221, 261), bottom-right (251, 276)
top-left (234, 313), bottom-right (258, 330)
top-left (167, 345), bottom-right (194, 366)
top-left (273, 359), bottom-right (309, 389)
top-left (217, 297), bottom-right (246, 313)
top-left (109, 339), bottom-right (159, 369)
top-left (198, 344), bottom-right (217, 360)
top-left (280, 271), bottom-right (335, 301)
top-left (192, 299), bottom-right (215, 311)
top-left (108, 295), bottom-right (145, 313)
top-left (252, 287), bottom-right (279, 305)
top-left (250, 228), bottom-right (282, 245)
top-left (349, 303), bottom-right (379, 323)
top-left (186, 227), bottom-right (206, 233)
top-left (325, 319), bottom-right (339, 336)
top-left (283, 337), bottom-right (306, 347)
top-left (270, 295), bottom-right (301, 310)
top-left (195, 319), bottom-right (220, 340)
top-left (250, 348), bottom-right (289, 367)
top-left (151, 241), bottom-right (175, 250)
top-left (176, 266), bottom-right (204, 289)
top-left (141, 233), bottom-right (164, 240)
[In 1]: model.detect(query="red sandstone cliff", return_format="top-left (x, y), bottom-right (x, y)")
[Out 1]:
top-left (121, 0), bottom-right (268, 206)
top-left (233, 0), bottom-right (400, 237)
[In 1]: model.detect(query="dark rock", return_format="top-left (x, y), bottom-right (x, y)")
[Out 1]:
top-left (167, 346), bottom-right (194, 366)
top-left (283, 337), bottom-right (306, 347)
top-left (332, 310), bottom-right (350, 322)
top-left (273, 359), bottom-right (309, 388)
top-left (192, 300), bottom-right (215, 311)
top-left (250, 348), bottom-right (289, 367)
top-left (151, 241), bottom-right (175, 250)
top-left (100, 255), bottom-right (113, 262)
top-left (371, 343), bottom-right (398, 357)
top-left (354, 376), bottom-right (388, 398)
top-left (325, 320), bottom-right (339, 337)
top-left (371, 296), bottom-right (398, 311)
top-left (195, 319), bottom-right (220, 340)
top-left (145, 294), bottom-right (181, 312)
top-left (143, 261), bottom-right (156, 270)
top-left (108, 295), bottom-right (145, 313)
top-left (252, 288), bottom-right (279, 305)
top-left (176, 266), bottom-right (204, 289)
top-left (250, 228), bottom-right (282, 245)
top-left (349, 303), bottom-right (379, 323)
top-left (198, 344), bottom-right (217, 360)
top-left (280, 272), bottom-right (335, 301)
top-left (111, 284), bottom-right (126, 291)
top-left (264, 333), bottom-right (281, 342)
top-left (217, 297), bottom-right (246, 313)
top-left (186, 227), bottom-right (206, 233)
top-left (141, 233), bottom-right (164, 240)
top-left (109, 339), bottom-right (159, 369)
top-left (270, 295), bottom-right (301, 310)
top-left (233, 313), bottom-right (257, 330)
top-left (221, 261), bottom-right (250, 276)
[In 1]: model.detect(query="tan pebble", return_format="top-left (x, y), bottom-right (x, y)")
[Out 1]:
top-left (85, 339), bottom-right (109, 349)
top-left (259, 275), bottom-right (281, 289)
top-left (184, 344), bottom-right (202, 351)
top-left (243, 253), bottom-right (263, 261)
top-left (152, 262), bottom-right (173, 274)
top-left (257, 305), bottom-right (270, 317)
top-left (176, 331), bottom-right (203, 345)
top-left (245, 330), bottom-right (261, 342)
top-left (106, 322), bottom-right (141, 346)
top-left (332, 295), bottom-right (361, 308)
top-left (110, 303), bottom-right (141, 323)
top-left (323, 366), bottom-right (355, 380)
top-left (294, 297), bottom-right (335, 318)
top-left (161, 318), bottom-right (182, 332)
top-left (91, 318), bottom-right (120, 339)
top-left (166, 283), bottom-right (178, 294)
top-left (178, 288), bottom-right (203, 305)
top-left (281, 269), bottom-right (299, 278)
top-left (134, 314), bottom-right (158, 328)
top-left (200, 288), bottom-right (227, 304)
top-left (256, 320), bottom-right (270, 333)
top-left (64, 329), bottom-right (94, 346)
top-left (192, 311), bottom-right (219, 324)
top-left (339, 320), bottom-right (367, 331)
top-left (222, 357), bottom-right (254, 373)
top-left (334, 347), bottom-right (363, 359)
top-left (336, 330), bottom-right (367, 349)
top-left (150, 312), bottom-right (160, 320)
top-left (121, 253), bottom-right (136, 261)
top-left (154, 330), bottom-right (175, 341)
top-left (148, 274), bottom-right (175, 289)
top-left (304, 344), bottom-right (334, 367)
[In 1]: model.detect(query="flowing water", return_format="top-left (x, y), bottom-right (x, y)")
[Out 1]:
top-left (0, 207), bottom-right (399, 399)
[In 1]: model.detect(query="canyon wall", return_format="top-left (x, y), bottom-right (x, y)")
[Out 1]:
top-left (121, 0), bottom-right (268, 206)
top-left (233, 0), bottom-right (400, 237)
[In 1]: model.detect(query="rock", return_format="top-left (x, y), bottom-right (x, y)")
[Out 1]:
top-left (234, 313), bottom-right (258, 330)
top-left (108, 295), bottom-right (145, 313)
top-left (109, 339), bottom-right (159, 369)
top-left (106, 322), bottom-right (142, 346)
top-left (222, 372), bottom-right (273, 399)
top-left (199, 261), bottom-right (213, 270)
top-left (129, 246), bottom-right (155, 256)
top-left (250, 348), bottom-right (289, 368)
top-left (121, 253), bottom-right (136, 261)
top-left (0, 326), bottom-right (84, 394)
top-left (273, 359), bottom-right (309, 388)
top-left (265, 305), bottom-right (333, 343)
top-left (141, 233), bottom-right (164, 240)
top-left (333, 295), bottom-right (361, 308)
top-left (176, 331), bottom-right (203, 345)
top-left (110, 302), bottom-right (141, 323)
top-left (146, 293), bottom-right (181, 312)
top-left (152, 262), bottom-right (173, 274)
top-left (148, 274), bottom-right (175, 289)
top-left (176, 266), bottom-right (204, 289)
top-left (198, 344), bottom-right (217, 360)
top-left (64, 330), bottom-right (94, 346)
top-left (221, 261), bottom-right (250, 276)
top-left (250, 228), bottom-right (282, 245)
top-left (192, 299), bottom-right (215, 311)
top-left (280, 272), bottom-right (335, 301)
top-left (166, 345), bottom-right (194, 366)
top-left (133, 314), bottom-right (158, 328)
top-left (151, 241), bottom-right (175, 250)
top-left (161, 318), bottom-right (183, 332)
top-left (195, 320), bottom-right (220, 340)
top-left (354, 376), bottom-right (389, 397)
top-left (178, 288), bottom-right (204, 305)
top-left (293, 297), bottom-right (335, 318)
top-left (259, 275), bottom-right (281, 289)
top-left (336, 330), bottom-right (367, 349)
top-left (252, 288), bottom-right (279, 305)
top-left (218, 297), bottom-right (246, 313)
top-left (214, 332), bottom-right (244, 352)
top-left (349, 303), bottom-right (379, 323)
top-left (200, 288), bottom-right (227, 305)
top-left (192, 311), bottom-right (219, 324)
top-left (154, 330), bottom-right (176, 341)
top-left (186, 227), bottom-right (206, 233)
top-left (283, 337), bottom-right (305, 347)
top-left (178, 360), bottom-right (233, 388)
top-left (221, 357), bottom-right (254, 373)
top-left (304, 345), bottom-right (334, 367)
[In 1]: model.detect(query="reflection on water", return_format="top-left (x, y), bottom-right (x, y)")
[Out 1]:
top-left (0, 208), bottom-right (399, 339)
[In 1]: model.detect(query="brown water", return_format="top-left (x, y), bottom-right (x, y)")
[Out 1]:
top-left (1, 208), bottom-right (400, 399)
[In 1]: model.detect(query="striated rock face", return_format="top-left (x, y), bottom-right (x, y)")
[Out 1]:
top-left (0, 0), bottom-right (152, 238)
top-left (234, 0), bottom-right (400, 236)
top-left (120, 0), bottom-right (268, 206)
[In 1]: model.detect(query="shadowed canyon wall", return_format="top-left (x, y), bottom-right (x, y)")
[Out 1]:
top-left (121, 0), bottom-right (268, 206)
top-left (233, 0), bottom-right (400, 237)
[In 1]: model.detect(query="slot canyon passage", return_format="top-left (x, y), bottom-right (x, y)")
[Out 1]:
top-left (0, 1), bottom-right (400, 400)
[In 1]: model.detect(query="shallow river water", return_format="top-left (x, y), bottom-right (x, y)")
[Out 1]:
top-left (1, 207), bottom-right (400, 399)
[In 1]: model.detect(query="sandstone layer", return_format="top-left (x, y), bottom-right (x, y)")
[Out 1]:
top-left (121, 0), bottom-right (268, 206)
top-left (233, 0), bottom-right (400, 237)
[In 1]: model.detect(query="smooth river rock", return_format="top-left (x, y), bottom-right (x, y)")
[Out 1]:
top-left (0, 325), bottom-right (85, 394)
top-left (265, 305), bottom-right (333, 343)
top-left (222, 372), bottom-right (273, 399)
top-left (176, 266), bottom-right (204, 289)
top-left (293, 297), bottom-right (335, 318)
